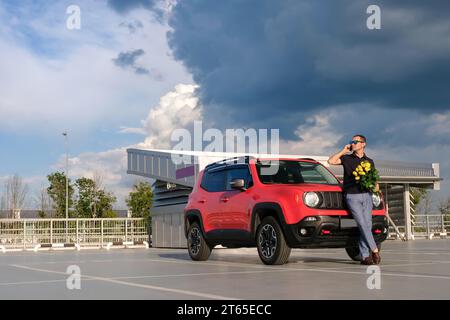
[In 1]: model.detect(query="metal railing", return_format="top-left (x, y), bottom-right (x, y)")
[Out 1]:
top-left (411, 215), bottom-right (450, 238)
top-left (0, 218), bottom-right (149, 249)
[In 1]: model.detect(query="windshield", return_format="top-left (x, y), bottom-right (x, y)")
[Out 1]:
top-left (256, 160), bottom-right (340, 185)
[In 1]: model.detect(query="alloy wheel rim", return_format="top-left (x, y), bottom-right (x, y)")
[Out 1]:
top-left (259, 224), bottom-right (277, 259)
top-left (189, 227), bottom-right (201, 256)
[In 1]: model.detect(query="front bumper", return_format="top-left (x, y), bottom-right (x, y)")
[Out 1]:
top-left (282, 215), bottom-right (388, 249)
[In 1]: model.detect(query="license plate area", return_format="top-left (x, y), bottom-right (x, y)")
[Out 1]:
top-left (340, 218), bottom-right (357, 229)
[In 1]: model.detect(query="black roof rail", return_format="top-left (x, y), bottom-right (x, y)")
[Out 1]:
top-left (297, 157), bottom-right (317, 162)
top-left (204, 156), bottom-right (254, 171)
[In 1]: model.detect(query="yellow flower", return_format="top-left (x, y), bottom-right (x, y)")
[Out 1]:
top-left (364, 167), bottom-right (370, 172)
top-left (352, 171), bottom-right (358, 176)
top-left (359, 171), bottom-right (366, 175)
top-left (357, 165), bottom-right (363, 171)
top-left (355, 176), bottom-right (360, 181)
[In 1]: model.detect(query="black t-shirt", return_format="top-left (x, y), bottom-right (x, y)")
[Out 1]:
top-left (340, 152), bottom-right (376, 194)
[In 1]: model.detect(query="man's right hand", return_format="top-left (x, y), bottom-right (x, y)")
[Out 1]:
top-left (342, 144), bottom-right (351, 154)
top-left (328, 145), bottom-right (351, 165)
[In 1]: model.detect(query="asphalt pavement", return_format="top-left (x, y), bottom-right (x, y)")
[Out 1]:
top-left (1, 239), bottom-right (450, 299)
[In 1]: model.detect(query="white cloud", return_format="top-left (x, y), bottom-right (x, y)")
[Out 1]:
top-left (52, 83), bottom-right (201, 207)
top-left (279, 111), bottom-right (343, 155)
top-left (0, 1), bottom-right (192, 136)
top-left (53, 147), bottom-right (131, 207)
top-left (426, 111), bottom-right (450, 135)
top-left (123, 83), bottom-right (202, 149)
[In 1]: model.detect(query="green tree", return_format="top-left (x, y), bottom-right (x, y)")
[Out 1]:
top-left (101, 210), bottom-right (118, 218)
top-left (37, 210), bottom-right (47, 218)
top-left (94, 189), bottom-right (117, 218)
top-left (126, 181), bottom-right (153, 220)
top-left (411, 187), bottom-right (428, 209)
top-left (47, 172), bottom-right (75, 218)
top-left (75, 177), bottom-right (117, 218)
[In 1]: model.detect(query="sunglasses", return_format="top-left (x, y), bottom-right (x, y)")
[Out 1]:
top-left (349, 140), bottom-right (364, 144)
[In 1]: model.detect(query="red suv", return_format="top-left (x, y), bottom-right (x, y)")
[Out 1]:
top-left (184, 156), bottom-right (387, 265)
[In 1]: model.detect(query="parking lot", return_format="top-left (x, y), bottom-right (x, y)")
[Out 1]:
top-left (1, 239), bottom-right (450, 299)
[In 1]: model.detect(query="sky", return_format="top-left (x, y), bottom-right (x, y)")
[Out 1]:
top-left (0, 0), bottom-right (449, 210)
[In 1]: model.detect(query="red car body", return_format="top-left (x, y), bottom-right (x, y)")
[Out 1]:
top-left (184, 157), bottom-right (388, 263)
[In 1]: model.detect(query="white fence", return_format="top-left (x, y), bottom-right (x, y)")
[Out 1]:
top-left (0, 218), bottom-right (149, 250)
top-left (389, 214), bottom-right (450, 240)
top-left (412, 214), bottom-right (450, 239)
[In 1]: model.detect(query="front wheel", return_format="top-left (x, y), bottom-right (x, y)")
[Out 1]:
top-left (345, 247), bottom-right (362, 261)
top-left (187, 222), bottom-right (212, 261)
top-left (256, 216), bottom-right (291, 265)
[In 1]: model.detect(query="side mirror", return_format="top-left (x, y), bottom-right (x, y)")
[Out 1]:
top-left (230, 178), bottom-right (246, 190)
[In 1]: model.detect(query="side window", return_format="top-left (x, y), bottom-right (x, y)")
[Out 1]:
top-left (226, 166), bottom-right (252, 190)
top-left (201, 170), bottom-right (227, 192)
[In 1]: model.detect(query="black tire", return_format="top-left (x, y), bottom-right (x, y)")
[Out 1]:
top-left (256, 216), bottom-right (291, 265)
top-left (345, 243), bottom-right (382, 262)
top-left (345, 247), bottom-right (361, 261)
top-left (187, 222), bottom-right (212, 261)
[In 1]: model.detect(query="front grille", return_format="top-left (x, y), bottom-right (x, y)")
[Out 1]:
top-left (319, 192), bottom-right (345, 209)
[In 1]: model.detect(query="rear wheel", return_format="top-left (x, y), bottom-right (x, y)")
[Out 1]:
top-left (256, 216), bottom-right (291, 265)
top-left (345, 243), bottom-right (382, 261)
top-left (187, 222), bottom-right (212, 261)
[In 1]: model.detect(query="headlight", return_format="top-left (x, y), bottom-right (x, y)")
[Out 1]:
top-left (304, 192), bottom-right (321, 208)
top-left (372, 193), bottom-right (381, 208)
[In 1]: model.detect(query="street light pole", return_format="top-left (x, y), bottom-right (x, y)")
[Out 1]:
top-left (63, 132), bottom-right (69, 240)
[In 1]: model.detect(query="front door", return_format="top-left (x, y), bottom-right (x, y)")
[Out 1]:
top-left (219, 166), bottom-right (252, 231)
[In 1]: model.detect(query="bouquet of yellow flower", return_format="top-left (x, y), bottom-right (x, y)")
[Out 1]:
top-left (352, 160), bottom-right (380, 193)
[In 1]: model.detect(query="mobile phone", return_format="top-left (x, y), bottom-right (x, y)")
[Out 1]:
top-left (349, 145), bottom-right (352, 151)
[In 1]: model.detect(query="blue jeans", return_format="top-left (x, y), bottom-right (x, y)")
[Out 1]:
top-left (345, 192), bottom-right (377, 259)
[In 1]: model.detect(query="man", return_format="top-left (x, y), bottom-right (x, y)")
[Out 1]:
top-left (327, 134), bottom-right (381, 265)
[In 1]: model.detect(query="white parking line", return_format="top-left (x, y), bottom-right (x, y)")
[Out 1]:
top-left (10, 264), bottom-right (238, 300)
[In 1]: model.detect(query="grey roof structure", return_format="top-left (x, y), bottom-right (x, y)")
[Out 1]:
top-left (127, 148), bottom-right (441, 190)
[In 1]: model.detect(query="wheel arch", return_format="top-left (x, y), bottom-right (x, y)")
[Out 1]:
top-left (251, 203), bottom-right (287, 238)
top-left (184, 210), bottom-right (205, 238)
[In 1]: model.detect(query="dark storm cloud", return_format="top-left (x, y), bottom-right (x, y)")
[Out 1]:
top-left (112, 49), bottom-right (150, 75)
top-left (163, 0), bottom-right (450, 138)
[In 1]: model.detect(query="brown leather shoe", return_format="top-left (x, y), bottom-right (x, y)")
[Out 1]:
top-left (360, 256), bottom-right (374, 265)
top-left (372, 251), bottom-right (381, 265)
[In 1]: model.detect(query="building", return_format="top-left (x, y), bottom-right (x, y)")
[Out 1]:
top-left (127, 148), bottom-right (441, 248)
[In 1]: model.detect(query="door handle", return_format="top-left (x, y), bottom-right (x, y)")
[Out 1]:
top-left (220, 197), bottom-right (229, 202)
top-left (198, 199), bottom-right (206, 204)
